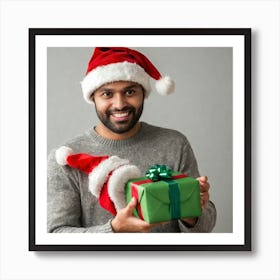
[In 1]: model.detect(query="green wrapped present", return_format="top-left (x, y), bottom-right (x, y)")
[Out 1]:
top-left (125, 164), bottom-right (202, 224)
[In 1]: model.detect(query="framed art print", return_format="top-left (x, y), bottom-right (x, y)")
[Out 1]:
top-left (29, 28), bottom-right (251, 251)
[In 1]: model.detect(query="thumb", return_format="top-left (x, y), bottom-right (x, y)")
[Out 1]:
top-left (126, 197), bottom-right (137, 214)
top-left (197, 176), bottom-right (208, 183)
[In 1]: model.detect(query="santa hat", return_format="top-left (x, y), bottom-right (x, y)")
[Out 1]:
top-left (55, 146), bottom-right (141, 215)
top-left (80, 47), bottom-right (175, 104)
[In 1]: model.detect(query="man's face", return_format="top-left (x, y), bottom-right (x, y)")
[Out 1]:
top-left (92, 81), bottom-right (144, 134)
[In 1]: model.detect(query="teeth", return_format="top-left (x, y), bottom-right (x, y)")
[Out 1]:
top-left (113, 112), bottom-right (129, 117)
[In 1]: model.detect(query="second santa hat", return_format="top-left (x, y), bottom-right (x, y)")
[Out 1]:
top-left (55, 146), bottom-right (141, 215)
top-left (81, 47), bottom-right (175, 103)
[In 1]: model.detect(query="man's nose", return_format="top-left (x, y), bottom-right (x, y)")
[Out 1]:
top-left (113, 93), bottom-right (127, 110)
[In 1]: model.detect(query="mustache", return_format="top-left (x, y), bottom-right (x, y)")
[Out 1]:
top-left (107, 106), bottom-right (135, 114)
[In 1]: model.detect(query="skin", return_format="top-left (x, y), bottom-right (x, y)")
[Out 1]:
top-left (92, 81), bottom-right (144, 140)
top-left (92, 81), bottom-right (211, 232)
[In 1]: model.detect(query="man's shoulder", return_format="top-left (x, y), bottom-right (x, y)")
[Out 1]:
top-left (63, 130), bottom-right (91, 148)
top-left (142, 122), bottom-right (187, 141)
top-left (48, 129), bottom-right (92, 159)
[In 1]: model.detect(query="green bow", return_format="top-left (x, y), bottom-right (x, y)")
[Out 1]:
top-left (145, 164), bottom-right (173, 181)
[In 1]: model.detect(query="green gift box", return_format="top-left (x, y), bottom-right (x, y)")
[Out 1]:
top-left (125, 165), bottom-right (202, 224)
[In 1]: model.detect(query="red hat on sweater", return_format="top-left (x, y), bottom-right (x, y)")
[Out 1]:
top-left (55, 146), bottom-right (141, 215)
top-left (80, 47), bottom-right (175, 103)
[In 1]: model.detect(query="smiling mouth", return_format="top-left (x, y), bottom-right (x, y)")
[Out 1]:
top-left (112, 112), bottom-right (130, 118)
top-left (110, 111), bottom-right (131, 121)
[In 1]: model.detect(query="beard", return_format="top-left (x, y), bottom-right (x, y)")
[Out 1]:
top-left (95, 102), bottom-right (144, 134)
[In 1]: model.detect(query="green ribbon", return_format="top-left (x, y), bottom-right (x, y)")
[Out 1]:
top-left (165, 179), bottom-right (181, 220)
top-left (145, 165), bottom-right (181, 220)
top-left (145, 164), bottom-right (173, 181)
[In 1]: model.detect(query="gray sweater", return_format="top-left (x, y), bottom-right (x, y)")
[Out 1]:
top-left (47, 122), bottom-right (216, 233)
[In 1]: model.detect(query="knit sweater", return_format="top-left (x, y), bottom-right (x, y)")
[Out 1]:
top-left (47, 122), bottom-right (216, 233)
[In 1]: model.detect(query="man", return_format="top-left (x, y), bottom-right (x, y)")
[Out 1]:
top-left (47, 47), bottom-right (217, 233)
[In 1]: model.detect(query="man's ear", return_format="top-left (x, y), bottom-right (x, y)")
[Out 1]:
top-left (140, 85), bottom-right (145, 99)
top-left (90, 92), bottom-right (95, 103)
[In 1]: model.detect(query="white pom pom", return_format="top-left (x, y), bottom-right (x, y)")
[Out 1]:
top-left (55, 146), bottom-right (74, 165)
top-left (155, 76), bottom-right (175, 95)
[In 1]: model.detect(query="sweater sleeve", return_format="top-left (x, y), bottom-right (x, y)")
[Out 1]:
top-left (178, 137), bottom-right (217, 233)
top-left (178, 136), bottom-right (200, 178)
top-left (47, 150), bottom-right (114, 233)
top-left (178, 201), bottom-right (217, 232)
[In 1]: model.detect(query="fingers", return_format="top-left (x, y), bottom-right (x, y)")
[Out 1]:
top-left (126, 197), bottom-right (137, 214)
top-left (200, 191), bottom-right (209, 211)
top-left (135, 220), bottom-right (154, 233)
top-left (197, 176), bottom-right (210, 211)
top-left (123, 198), bottom-right (165, 232)
top-left (198, 176), bottom-right (208, 183)
top-left (127, 197), bottom-right (137, 209)
top-left (197, 176), bottom-right (210, 192)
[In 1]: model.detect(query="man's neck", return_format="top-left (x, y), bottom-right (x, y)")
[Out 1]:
top-left (95, 122), bottom-right (141, 140)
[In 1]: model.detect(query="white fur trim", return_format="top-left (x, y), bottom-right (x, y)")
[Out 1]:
top-left (55, 146), bottom-right (74, 165)
top-left (108, 165), bottom-right (141, 212)
top-left (80, 61), bottom-right (151, 103)
top-left (88, 156), bottom-right (129, 197)
top-left (155, 76), bottom-right (175, 95)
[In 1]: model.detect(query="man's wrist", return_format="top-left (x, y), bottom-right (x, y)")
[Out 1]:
top-left (110, 218), bottom-right (117, 233)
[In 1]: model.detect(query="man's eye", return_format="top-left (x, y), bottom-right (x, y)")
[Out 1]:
top-left (125, 89), bottom-right (135, 96)
top-left (102, 91), bottom-right (113, 98)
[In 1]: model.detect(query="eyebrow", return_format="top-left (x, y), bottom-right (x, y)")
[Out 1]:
top-left (122, 85), bottom-right (139, 91)
top-left (97, 84), bottom-right (139, 92)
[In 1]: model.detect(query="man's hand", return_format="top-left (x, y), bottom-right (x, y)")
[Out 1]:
top-left (197, 176), bottom-right (210, 211)
top-left (111, 197), bottom-right (158, 233)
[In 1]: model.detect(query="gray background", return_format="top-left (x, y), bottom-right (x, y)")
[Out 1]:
top-left (47, 47), bottom-right (233, 233)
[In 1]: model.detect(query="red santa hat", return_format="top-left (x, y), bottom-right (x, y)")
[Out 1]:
top-left (80, 47), bottom-right (175, 104)
top-left (55, 146), bottom-right (141, 215)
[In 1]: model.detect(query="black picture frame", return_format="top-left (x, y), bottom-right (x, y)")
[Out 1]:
top-left (29, 28), bottom-right (251, 251)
